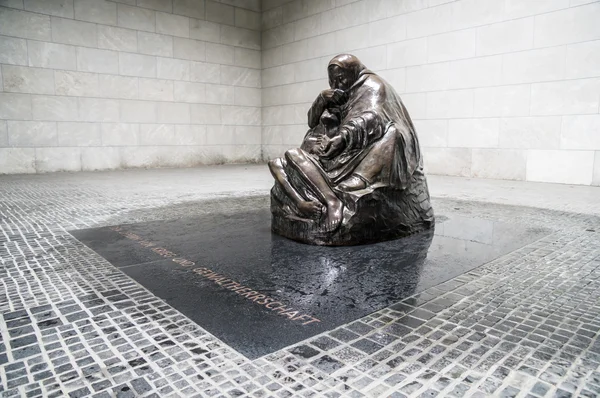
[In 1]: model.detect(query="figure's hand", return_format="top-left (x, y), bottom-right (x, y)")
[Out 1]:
top-left (301, 136), bottom-right (320, 154)
top-left (320, 89), bottom-right (346, 106)
top-left (319, 134), bottom-right (345, 159)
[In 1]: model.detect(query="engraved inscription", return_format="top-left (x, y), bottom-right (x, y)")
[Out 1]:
top-left (109, 226), bottom-right (321, 326)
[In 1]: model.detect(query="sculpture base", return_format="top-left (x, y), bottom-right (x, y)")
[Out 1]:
top-left (271, 185), bottom-right (435, 246)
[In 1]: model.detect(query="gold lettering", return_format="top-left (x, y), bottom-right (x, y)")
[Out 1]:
top-left (250, 294), bottom-right (266, 302)
top-left (292, 314), bottom-right (311, 322)
top-left (151, 247), bottom-right (177, 257)
top-left (125, 233), bottom-right (141, 241)
top-left (281, 310), bottom-right (299, 319)
top-left (193, 268), bottom-right (206, 275)
top-left (133, 257), bottom-right (322, 326)
top-left (256, 297), bottom-right (274, 305)
top-left (302, 318), bottom-right (321, 326)
top-left (265, 301), bottom-right (283, 309)
top-left (173, 258), bottom-right (195, 267)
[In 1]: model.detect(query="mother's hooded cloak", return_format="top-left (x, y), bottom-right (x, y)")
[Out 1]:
top-left (306, 54), bottom-right (423, 190)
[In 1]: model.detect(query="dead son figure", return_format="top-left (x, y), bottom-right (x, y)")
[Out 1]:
top-left (269, 54), bottom-right (434, 246)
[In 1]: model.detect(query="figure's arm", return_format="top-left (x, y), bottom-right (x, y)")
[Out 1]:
top-left (339, 111), bottom-right (383, 150)
top-left (319, 111), bottom-right (384, 159)
top-left (307, 95), bottom-right (327, 128)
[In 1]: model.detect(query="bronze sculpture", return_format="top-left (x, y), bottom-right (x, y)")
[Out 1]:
top-left (269, 54), bottom-right (434, 246)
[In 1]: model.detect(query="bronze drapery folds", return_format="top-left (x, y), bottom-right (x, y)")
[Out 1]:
top-left (269, 54), bottom-right (434, 246)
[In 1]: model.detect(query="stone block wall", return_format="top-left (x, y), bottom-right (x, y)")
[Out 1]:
top-left (0, 0), bottom-right (261, 173)
top-left (1, 0), bottom-right (599, 186)
top-left (261, 0), bottom-right (600, 186)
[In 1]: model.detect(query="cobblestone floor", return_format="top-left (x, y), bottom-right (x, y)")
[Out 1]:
top-left (1, 166), bottom-right (599, 398)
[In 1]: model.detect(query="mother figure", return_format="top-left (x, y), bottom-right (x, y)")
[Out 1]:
top-left (269, 54), bottom-right (434, 246)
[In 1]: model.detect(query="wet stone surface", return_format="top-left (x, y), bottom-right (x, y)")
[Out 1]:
top-left (0, 173), bottom-right (600, 398)
top-left (70, 210), bottom-right (549, 359)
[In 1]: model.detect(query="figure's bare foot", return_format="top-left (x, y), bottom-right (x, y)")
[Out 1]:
top-left (322, 199), bottom-right (343, 232)
top-left (297, 200), bottom-right (322, 218)
top-left (338, 174), bottom-right (367, 191)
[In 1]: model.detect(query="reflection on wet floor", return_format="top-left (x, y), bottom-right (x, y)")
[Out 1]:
top-left (71, 210), bottom-right (549, 359)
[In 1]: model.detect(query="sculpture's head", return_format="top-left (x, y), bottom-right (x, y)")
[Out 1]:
top-left (327, 54), bottom-right (366, 91)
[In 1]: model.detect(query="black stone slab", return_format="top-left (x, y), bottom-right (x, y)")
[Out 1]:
top-left (70, 209), bottom-right (549, 359)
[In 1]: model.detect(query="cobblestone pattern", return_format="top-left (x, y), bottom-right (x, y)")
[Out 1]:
top-left (0, 175), bottom-right (599, 397)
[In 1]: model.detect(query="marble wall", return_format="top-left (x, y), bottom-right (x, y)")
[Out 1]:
top-left (261, 0), bottom-right (600, 186)
top-left (0, 0), bottom-right (261, 173)
top-left (2, 0), bottom-right (599, 185)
